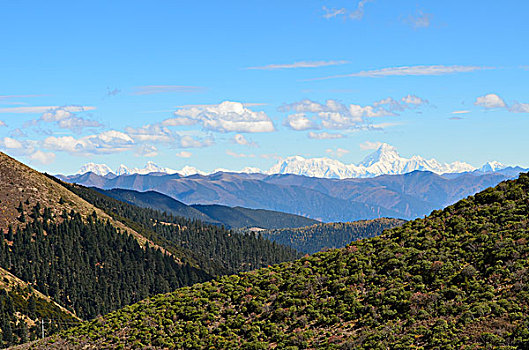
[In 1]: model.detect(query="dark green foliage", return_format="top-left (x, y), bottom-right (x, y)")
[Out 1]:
top-left (56, 180), bottom-right (300, 276)
top-left (36, 173), bottom-right (529, 349)
top-left (262, 218), bottom-right (406, 254)
top-left (0, 206), bottom-right (211, 323)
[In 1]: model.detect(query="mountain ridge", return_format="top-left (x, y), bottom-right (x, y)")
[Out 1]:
top-left (59, 169), bottom-right (515, 222)
top-left (70, 143), bottom-right (516, 179)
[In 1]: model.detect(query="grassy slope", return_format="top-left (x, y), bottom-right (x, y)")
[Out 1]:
top-left (27, 174), bottom-right (529, 349)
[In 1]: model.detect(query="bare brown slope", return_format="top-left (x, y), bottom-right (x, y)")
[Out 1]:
top-left (0, 152), bottom-right (171, 257)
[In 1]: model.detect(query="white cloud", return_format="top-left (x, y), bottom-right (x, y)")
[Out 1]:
top-left (43, 130), bottom-right (134, 156)
top-left (0, 137), bottom-right (23, 149)
top-left (135, 145), bottom-right (158, 157)
top-left (174, 101), bottom-right (275, 133)
top-left (161, 116), bottom-right (198, 126)
top-left (405, 10), bottom-right (432, 28)
top-left (322, 6), bottom-right (347, 19)
top-left (226, 150), bottom-right (256, 158)
top-left (359, 141), bottom-right (383, 150)
top-left (57, 117), bottom-right (102, 132)
top-left (284, 113), bottom-right (320, 131)
top-left (180, 135), bottom-right (214, 148)
top-left (323, 0), bottom-right (372, 20)
top-left (132, 85), bottom-right (204, 95)
top-left (308, 132), bottom-right (345, 140)
top-left (232, 134), bottom-right (257, 147)
top-left (0, 120), bottom-right (6, 127)
top-left (451, 110), bottom-right (470, 114)
top-left (310, 65), bottom-right (487, 81)
top-left (401, 94), bottom-right (428, 106)
top-left (29, 150), bottom-right (55, 165)
top-left (283, 96), bottom-right (422, 131)
top-left (326, 148), bottom-right (350, 158)
top-left (475, 94), bottom-right (506, 109)
top-left (23, 106), bottom-right (102, 133)
top-left (175, 151), bottom-right (192, 158)
top-left (125, 124), bottom-right (174, 143)
top-left (509, 102), bottom-right (529, 113)
top-left (246, 60), bottom-right (349, 70)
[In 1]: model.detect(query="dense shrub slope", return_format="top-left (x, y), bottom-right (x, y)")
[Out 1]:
top-left (30, 173), bottom-right (529, 349)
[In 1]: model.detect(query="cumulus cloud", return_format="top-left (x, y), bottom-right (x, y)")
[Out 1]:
top-left (133, 85), bottom-right (204, 95)
top-left (326, 148), bottom-right (350, 158)
top-left (125, 124), bottom-right (174, 143)
top-left (401, 94), bottom-right (428, 106)
top-left (175, 151), bottom-right (192, 158)
top-left (282, 96), bottom-right (424, 131)
top-left (308, 131), bottom-right (346, 140)
top-left (0, 137), bottom-right (23, 149)
top-left (246, 60), bottom-right (349, 70)
top-left (43, 130), bottom-right (134, 156)
top-left (30, 106), bottom-right (101, 133)
top-left (359, 141), bottom-right (383, 150)
top-left (29, 150), bottom-right (56, 165)
top-left (509, 102), bottom-right (529, 113)
top-left (310, 65), bottom-right (487, 81)
top-left (475, 94), bottom-right (506, 109)
top-left (232, 134), bottom-right (257, 147)
top-left (284, 113), bottom-right (320, 131)
top-left (173, 101), bottom-right (275, 133)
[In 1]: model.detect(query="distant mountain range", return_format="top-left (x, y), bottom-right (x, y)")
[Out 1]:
top-left (58, 169), bottom-right (524, 222)
top-left (72, 143), bottom-right (520, 180)
top-left (95, 187), bottom-right (319, 229)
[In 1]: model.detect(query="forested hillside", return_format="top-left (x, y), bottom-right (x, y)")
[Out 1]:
top-left (33, 173), bottom-right (529, 349)
top-left (58, 180), bottom-right (300, 276)
top-left (0, 152), bottom-right (300, 347)
top-left (261, 218), bottom-right (406, 254)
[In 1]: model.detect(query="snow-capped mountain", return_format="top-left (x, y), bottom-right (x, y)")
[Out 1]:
top-left (267, 144), bottom-right (476, 179)
top-left (478, 161), bottom-right (507, 173)
top-left (74, 144), bottom-right (509, 179)
top-left (76, 163), bottom-right (114, 176)
top-left (76, 161), bottom-right (182, 176)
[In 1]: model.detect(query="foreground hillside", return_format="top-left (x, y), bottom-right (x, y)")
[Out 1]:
top-left (31, 173), bottom-right (529, 348)
top-left (261, 218), bottom-right (406, 254)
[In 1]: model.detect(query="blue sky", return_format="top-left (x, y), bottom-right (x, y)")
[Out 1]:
top-left (1, 0), bottom-right (528, 173)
